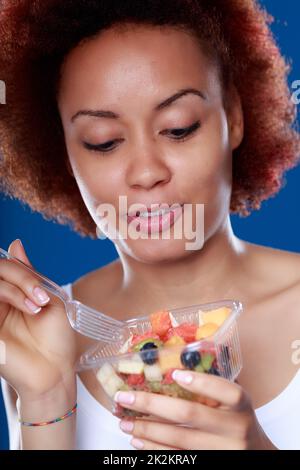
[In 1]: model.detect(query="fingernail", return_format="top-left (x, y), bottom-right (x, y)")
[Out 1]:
top-left (131, 438), bottom-right (144, 449)
top-left (120, 420), bottom-right (134, 433)
top-left (114, 391), bottom-right (135, 405)
top-left (33, 287), bottom-right (50, 304)
top-left (172, 370), bottom-right (193, 384)
top-left (16, 239), bottom-right (23, 248)
top-left (25, 298), bottom-right (42, 314)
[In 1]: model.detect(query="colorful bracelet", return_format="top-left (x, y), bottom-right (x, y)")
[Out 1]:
top-left (18, 403), bottom-right (78, 427)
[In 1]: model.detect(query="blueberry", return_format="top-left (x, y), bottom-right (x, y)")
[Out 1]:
top-left (140, 342), bottom-right (158, 365)
top-left (180, 350), bottom-right (201, 369)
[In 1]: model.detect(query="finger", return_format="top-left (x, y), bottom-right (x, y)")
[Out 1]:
top-left (172, 370), bottom-right (249, 411)
top-left (0, 279), bottom-right (45, 316)
top-left (114, 390), bottom-right (234, 435)
top-left (0, 243), bottom-right (51, 310)
top-left (130, 436), bottom-right (180, 451)
top-left (121, 419), bottom-right (246, 450)
top-left (8, 239), bottom-right (34, 268)
top-left (8, 239), bottom-right (48, 310)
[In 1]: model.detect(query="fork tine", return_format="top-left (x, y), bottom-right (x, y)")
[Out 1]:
top-left (76, 302), bottom-right (124, 328)
top-left (74, 323), bottom-right (119, 341)
top-left (76, 317), bottom-right (117, 335)
top-left (78, 312), bottom-right (122, 328)
top-left (67, 301), bottom-right (126, 342)
top-left (75, 321), bottom-right (124, 342)
top-left (78, 317), bottom-right (124, 341)
top-left (76, 314), bottom-right (116, 329)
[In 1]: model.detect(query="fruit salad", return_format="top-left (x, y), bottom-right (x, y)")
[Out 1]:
top-left (93, 303), bottom-right (242, 419)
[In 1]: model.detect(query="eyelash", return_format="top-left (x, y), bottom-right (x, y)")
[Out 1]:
top-left (82, 120), bottom-right (201, 154)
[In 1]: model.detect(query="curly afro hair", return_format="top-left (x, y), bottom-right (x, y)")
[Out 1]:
top-left (0, 0), bottom-right (299, 239)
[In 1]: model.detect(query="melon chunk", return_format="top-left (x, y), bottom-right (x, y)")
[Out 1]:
top-left (196, 322), bottom-right (219, 340)
top-left (165, 335), bottom-right (186, 347)
top-left (96, 363), bottom-right (125, 398)
top-left (117, 353), bottom-right (144, 374)
top-left (159, 350), bottom-right (182, 374)
top-left (144, 364), bottom-right (163, 382)
top-left (201, 307), bottom-right (231, 327)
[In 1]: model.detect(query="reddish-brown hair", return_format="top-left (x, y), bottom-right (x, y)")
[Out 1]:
top-left (0, 0), bottom-right (299, 238)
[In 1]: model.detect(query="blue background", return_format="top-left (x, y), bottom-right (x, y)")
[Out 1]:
top-left (0, 0), bottom-right (299, 450)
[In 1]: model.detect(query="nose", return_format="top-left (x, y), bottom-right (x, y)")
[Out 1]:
top-left (125, 144), bottom-right (172, 191)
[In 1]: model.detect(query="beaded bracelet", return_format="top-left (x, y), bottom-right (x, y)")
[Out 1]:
top-left (18, 403), bottom-right (78, 427)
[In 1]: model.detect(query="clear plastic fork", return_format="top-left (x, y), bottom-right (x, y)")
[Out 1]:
top-left (0, 247), bottom-right (127, 343)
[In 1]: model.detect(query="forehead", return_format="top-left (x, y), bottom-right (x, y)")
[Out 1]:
top-left (57, 24), bottom-right (220, 116)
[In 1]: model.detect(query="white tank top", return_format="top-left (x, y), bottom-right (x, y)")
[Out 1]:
top-left (62, 283), bottom-right (300, 450)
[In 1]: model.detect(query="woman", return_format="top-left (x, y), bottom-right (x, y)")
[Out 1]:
top-left (0, 0), bottom-right (300, 450)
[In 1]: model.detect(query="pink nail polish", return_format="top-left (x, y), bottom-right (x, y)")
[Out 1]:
top-left (25, 298), bottom-right (41, 314)
top-left (120, 420), bottom-right (134, 433)
top-left (114, 391), bottom-right (135, 405)
top-left (16, 239), bottom-right (23, 248)
top-left (172, 370), bottom-right (193, 384)
top-left (33, 286), bottom-right (50, 304)
top-left (131, 438), bottom-right (144, 449)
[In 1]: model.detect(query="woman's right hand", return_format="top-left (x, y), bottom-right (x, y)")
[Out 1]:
top-left (0, 239), bottom-right (77, 401)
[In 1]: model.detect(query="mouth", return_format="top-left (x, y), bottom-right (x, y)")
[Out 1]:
top-left (125, 203), bottom-right (184, 235)
top-left (127, 202), bottom-right (183, 218)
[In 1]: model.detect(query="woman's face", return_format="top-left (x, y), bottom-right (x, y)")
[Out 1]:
top-left (57, 24), bottom-right (243, 263)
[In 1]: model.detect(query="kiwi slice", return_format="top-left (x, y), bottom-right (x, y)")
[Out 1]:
top-left (132, 338), bottom-right (163, 352)
top-left (201, 353), bottom-right (215, 371)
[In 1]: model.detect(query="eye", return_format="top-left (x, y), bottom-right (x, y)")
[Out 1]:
top-left (82, 138), bottom-right (123, 154)
top-left (82, 120), bottom-right (201, 154)
top-left (163, 120), bottom-right (201, 141)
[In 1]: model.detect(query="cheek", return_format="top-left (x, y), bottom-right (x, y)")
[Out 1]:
top-left (179, 111), bottom-right (232, 199)
top-left (67, 143), bottom-right (123, 205)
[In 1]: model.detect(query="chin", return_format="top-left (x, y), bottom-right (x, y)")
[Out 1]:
top-left (117, 236), bottom-right (200, 265)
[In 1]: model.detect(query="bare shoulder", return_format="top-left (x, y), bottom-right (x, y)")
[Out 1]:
top-left (245, 241), bottom-right (300, 288)
top-left (242, 240), bottom-right (300, 321)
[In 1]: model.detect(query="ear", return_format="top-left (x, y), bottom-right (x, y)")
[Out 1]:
top-left (225, 84), bottom-right (244, 152)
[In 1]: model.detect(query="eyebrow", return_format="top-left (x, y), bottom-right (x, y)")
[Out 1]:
top-left (70, 87), bottom-right (207, 123)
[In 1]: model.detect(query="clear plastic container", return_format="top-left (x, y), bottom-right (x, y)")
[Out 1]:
top-left (76, 299), bottom-right (243, 418)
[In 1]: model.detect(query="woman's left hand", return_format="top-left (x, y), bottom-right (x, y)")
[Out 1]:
top-left (115, 370), bottom-right (277, 450)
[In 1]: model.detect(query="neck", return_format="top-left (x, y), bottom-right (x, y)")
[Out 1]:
top-left (116, 217), bottom-right (247, 311)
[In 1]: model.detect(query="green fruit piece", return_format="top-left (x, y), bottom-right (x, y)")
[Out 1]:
top-left (148, 381), bottom-right (163, 393)
top-left (119, 383), bottom-right (132, 392)
top-left (162, 383), bottom-right (194, 400)
top-left (194, 363), bottom-right (205, 373)
top-left (201, 353), bottom-right (215, 371)
top-left (132, 338), bottom-right (163, 352)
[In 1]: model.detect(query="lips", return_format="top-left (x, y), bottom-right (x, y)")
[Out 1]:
top-left (126, 203), bottom-right (184, 235)
top-left (127, 202), bottom-right (183, 217)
